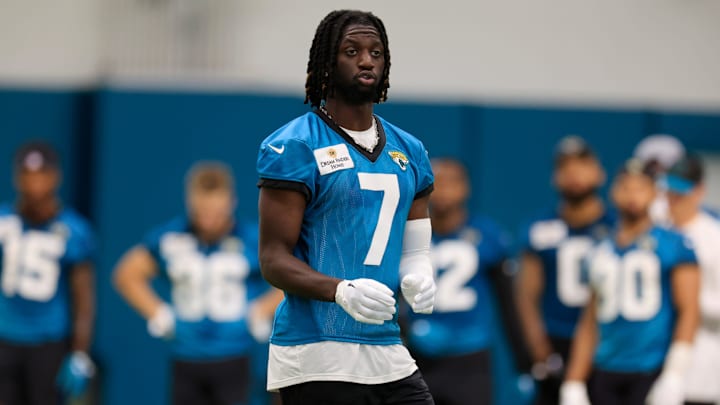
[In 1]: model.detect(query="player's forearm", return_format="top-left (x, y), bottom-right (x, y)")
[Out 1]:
top-left (254, 287), bottom-right (284, 318)
top-left (113, 273), bottom-right (165, 320)
top-left (70, 263), bottom-right (95, 352)
top-left (260, 251), bottom-right (340, 302)
top-left (673, 306), bottom-right (699, 343)
top-left (517, 298), bottom-right (553, 362)
top-left (565, 303), bottom-right (597, 382)
top-left (672, 265), bottom-right (700, 343)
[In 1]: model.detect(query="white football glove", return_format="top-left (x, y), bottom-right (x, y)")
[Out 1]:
top-left (147, 304), bottom-right (175, 339)
top-left (247, 304), bottom-right (273, 343)
top-left (560, 381), bottom-right (591, 405)
top-left (401, 274), bottom-right (436, 314)
top-left (646, 342), bottom-right (692, 405)
top-left (335, 278), bottom-right (396, 325)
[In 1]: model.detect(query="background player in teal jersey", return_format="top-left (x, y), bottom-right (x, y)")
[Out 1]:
top-left (404, 158), bottom-right (526, 405)
top-left (516, 136), bottom-right (613, 405)
top-left (114, 162), bottom-right (282, 405)
top-left (561, 159), bottom-right (700, 405)
top-left (0, 142), bottom-right (96, 405)
top-left (257, 10), bottom-right (436, 405)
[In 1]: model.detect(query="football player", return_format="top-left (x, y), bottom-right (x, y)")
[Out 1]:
top-left (114, 162), bottom-right (281, 405)
top-left (256, 9), bottom-right (436, 405)
top-left (561, 159), bottom-right (700, 405)
top-left (404, 158), bottom-right (522, 405)
top-left (0, 142), bottom-right (96, 405)
top-left (516, 136), bottom-right (613, 405)
top-left (662, 154), bottom-right (720, 405)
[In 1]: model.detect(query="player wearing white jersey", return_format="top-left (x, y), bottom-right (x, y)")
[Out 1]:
top-left (664, 154), bottom-right (720, 405)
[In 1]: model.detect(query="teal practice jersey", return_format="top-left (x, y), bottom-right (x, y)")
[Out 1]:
top-left (0, 203), bottom-right (95, 343)
top-left (142, 217), bottom-right (265, 360)
top-left (588, 226), bottom-right (696, 372)
top-left (518, 209), bottom-right (615, 338)
top-left (406, 216), bottom-right (510, 357)
top-left (257, 111), bottom-right (434, 346)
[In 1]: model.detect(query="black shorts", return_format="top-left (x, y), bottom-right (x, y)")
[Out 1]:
top-left (171, 356), bottom-right (250, 405)
top-left (415, 350), bottom-right (492, 405)
top-left (588, 368), bottom-right (661, 405)
top-left (533, 336), bottom-right (572, 405)
top-left (279, 369), bottom-right (434, 405)
top-left (0, 339), bottom-right (67, 405)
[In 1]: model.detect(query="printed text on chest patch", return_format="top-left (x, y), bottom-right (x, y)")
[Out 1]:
top-left (314, 144), bottom-right (355, 175)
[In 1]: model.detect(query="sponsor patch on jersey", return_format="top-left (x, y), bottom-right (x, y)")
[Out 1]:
top-left (460, 228), bottom-right (482, 245)
top-left (314, 144), bottom-right (354, 175)
top-left (388, 151), bottom-right (409, 171)
top-left (638, 235), bottom-right (657, 251)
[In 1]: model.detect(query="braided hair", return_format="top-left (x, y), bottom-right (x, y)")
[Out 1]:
top-left (304, 10), bottom-right (391, 108)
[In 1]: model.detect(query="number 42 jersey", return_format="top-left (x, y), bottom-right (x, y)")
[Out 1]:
top-left (257, 111), bottom-right (434, 347)
top-left (0, 204), bottom-right (95, 343)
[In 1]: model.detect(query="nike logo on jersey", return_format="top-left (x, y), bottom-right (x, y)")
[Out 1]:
top-left (268, 144), bottom-right (285, 154)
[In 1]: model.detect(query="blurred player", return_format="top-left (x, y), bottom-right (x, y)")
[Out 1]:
top-left (405, 158), bottom-right (521, 405)
top-left (0, 142), bottom-right (96, 405)
top-left (561, 159), bottom-right (700, 405)
top-left (516, 136), bottom-right (613, 405)
top-left (257, 9), bottom-right (436, 405)
top-left (633, 134), bottom-right (686, 225)
top-left (114, 162), bottom-right (281, 405)
top-left (661, 155), bottom-right (720, 405)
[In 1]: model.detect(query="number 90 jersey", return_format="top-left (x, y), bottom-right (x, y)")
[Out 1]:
top-left (519, 209), bottom-right (615, 338)
top-left (405, 217), bottom-right (510, 357)
top-left (141, 217), bottom-right (264, 360)
top-left (0, 204), bottom-right (95, 343)
top-left (588, 226), bottom-right (696, 372)
top-left (257, 111), bottom-right (434, 347)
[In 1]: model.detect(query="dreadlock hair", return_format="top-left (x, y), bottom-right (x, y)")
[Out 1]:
top-left (304, 10), bottom-right (391, 108)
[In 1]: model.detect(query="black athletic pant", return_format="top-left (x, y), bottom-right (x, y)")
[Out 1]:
top-left (588, 368), bottom-right (661, 405)
top-left (0, 339), bottom-right (66, 405)
top-left (415, 350), bottom-right (492, 405)
top-left (533, 336), bottom-right (572, 405)
top-left (280, 370), bottom-right (434, 405)
top-left (171, 356), bottom-right (250, 405)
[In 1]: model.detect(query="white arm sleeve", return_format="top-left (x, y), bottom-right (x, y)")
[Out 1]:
top-left (399, 218), bottom-right (433, 278)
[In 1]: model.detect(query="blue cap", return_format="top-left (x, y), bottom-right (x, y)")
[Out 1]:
top-left (663, 174), bottom-right (695, 195)
top-left (662, 153), bottom-right (703, 195)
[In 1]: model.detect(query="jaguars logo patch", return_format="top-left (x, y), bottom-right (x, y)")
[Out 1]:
top-left (638, 235), bottom-right (657, 251)
top-left (388, 151), bottom-right (409, 171)
top-left (221, 236), bottom-right (244, 253)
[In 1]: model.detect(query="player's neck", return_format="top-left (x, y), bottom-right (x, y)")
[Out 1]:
top-left (17, 197), bottom-right (60, 225)
top-left (671, 208), bottom-right (700, 228)
top-left (431, 207), bottom-right (468, 236)
top-left (193, 221), bottom-right (234, 245)
top-left (616, 215), bottom-right (653, 247)
top-left (560, 195), bottom-right (604, 228)
top-left (323, 98), bottom-right (374, 131)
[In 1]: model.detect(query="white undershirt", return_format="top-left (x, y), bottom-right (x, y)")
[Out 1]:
top-left (267, 341), bottom-right (418, 391)
top-left (341, 119), bottom-right (378, 152)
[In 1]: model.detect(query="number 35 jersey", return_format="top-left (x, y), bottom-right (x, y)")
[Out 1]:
top-left (141, 217), bottom-right (264, 360)
top-left (519, 209), bottom-right (615, 338)
top-left (257, 111), bottom-right (434, 347)
top-left (0, 204), bottom-right (95, 343)
top-left (405, 216), bottom-right (510, 357)
top-left (587, 226), bottom-right (696, 372)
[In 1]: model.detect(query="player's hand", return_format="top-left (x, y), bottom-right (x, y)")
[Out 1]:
top-left (559, 380), bottom-right (590, 405)
top-left (56, 351), bottom-right (95, 398)
top-left (401, 274), bottom-right (436, 314)
top-left (335, 278), bottom-right (396, 325)
top-left (247, 303), bottom-right (273, 343)
top-left (645, 371), bottom-right (684, 405)
top-left (147, 304), bottom-right (175, 339)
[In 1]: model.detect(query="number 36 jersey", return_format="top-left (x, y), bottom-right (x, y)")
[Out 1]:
top-left (257, 111), bottom-right (434, 347)
top-left (587, 226), bottom-right (696, 372)
top-left (0, 204), bottom-right (95, 343)
top-left (141, 217), bottom-right (265, 360)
